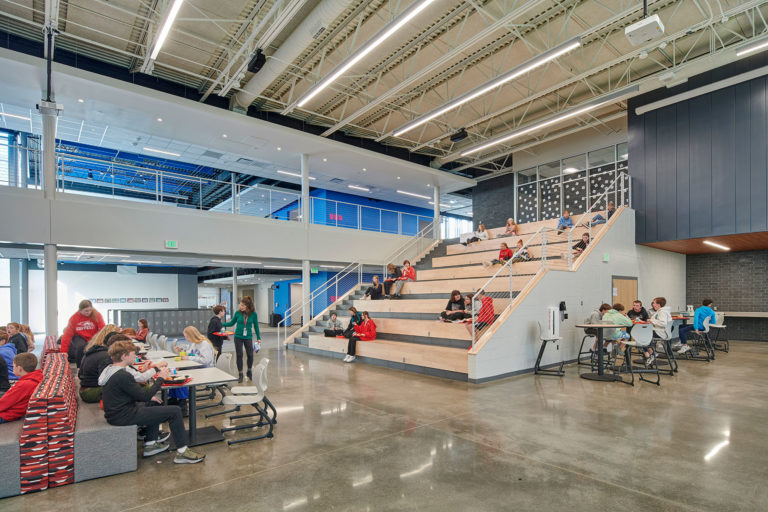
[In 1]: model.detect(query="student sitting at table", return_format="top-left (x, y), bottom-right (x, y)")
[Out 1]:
top-left (391, 260), bottom-right (416, 299)
top-left (483, 242), bottom-right (513, 268)
top-left (589, 201), bottom-right (617, 226)
top-left (175, 326), bottom-right (216, 368)
top-left (627, 300), bottom-right (650, 322)
top-left (504, 218), bottom-right (519, 236)
top-left (556, 209), bottom-right (573, 234)
top-left (510, 239), bottom-right (530, 263)
top-left (344, 311), bottom-right (376, 363)
top-left (383, 263), bottom-right (401, 297)
top-left (572, 233), bottom-right (590, 256)
top-left (601, 303), bottom-right (633, 355)
top-left (0, 333), bottom-right (18, 381)
top-left (0, 354), bottom-right (9, 397)
top-left (6, 323), bottom-right (28, 354)
top-left (133, 319), bottom-right (149, 342)
top-left (0, 353), bottom-right (43, 423)
top-left (61, 299), bottom-right (106, 366)
top-left (440, 290), bottom-right (468, 322)
top-left (363, 275), bottom-right (384, 300)
top-left (19, 325), bottom-right (35, 352)
top-left (100, 340), bottom-right (205, 463)
top-left (79, 327), bottom-right (122, 402)
top-left (206, 306), bottom-right (227, 360)
top-left (643, 297), bottom-right (672, 366)
top-left (583, 303), bottom-right (612, 350)
top-left (324, 312), bottom-right (344, 337)
top-left (676, 299), bottom-right (716, 355)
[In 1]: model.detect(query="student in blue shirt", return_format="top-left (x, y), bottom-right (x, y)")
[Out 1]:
top-left (556, 209), bottom-right (573, 234)
top-left (676, 299), bottom-right (716, 355)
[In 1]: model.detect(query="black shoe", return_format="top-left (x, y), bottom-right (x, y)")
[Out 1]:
top-left (246, 370), bottom-right (253, 381)
top-left (156, 430), bottom-right (171, 443)
top-left (238, 373), bottom-right (244, 383)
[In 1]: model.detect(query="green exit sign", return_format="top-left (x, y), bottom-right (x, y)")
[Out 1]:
top-left (311, 267), bottom-right (319, 274)
top-left (165, 240), bottom-right (178, 250)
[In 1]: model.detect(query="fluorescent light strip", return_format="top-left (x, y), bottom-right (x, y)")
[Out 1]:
top-left (143, 147), bottom-right (181, 157)
top-left (703, 240), bottom-right (730, 251)
top-left (296, 0), bottom-right (437, 108)
top-left (397, 190), bottom-right (431, 200)
top-left (563, 167), bottom-right (580, 174)
top-left (264, 265), bottom-right (301, 270)
top-left (393, 37), bottom-right (581, 137)
top-left (123, 260), bottom-right (162, 264)
top-left (428, 201), bottom-right (451, 207)
top-left (277, 170), bottom-right (316, 180)
top-left (149, 0), bottom-right (185, 60)
top-left (736, 38), bottom-right (768, 57)
top-left (0, 112), bottom-right (31, 121)
top-left (212, 260), bottom-right (262, 265)
top-left (321, 265), bottom-right (345, 269)
top-left (460, 85), bottom-right (639, 157)
top-left (347, 184), bottom-right (371, 192)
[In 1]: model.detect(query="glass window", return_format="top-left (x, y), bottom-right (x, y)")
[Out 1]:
top-left (516, 167), bottom-right (536, 185)
top-left (588, 146), bottom-right (616, 171)
top-left (538, 161), bottom-right (560, 179)
top-left (0, 288), bottom-right (9, 325)
top-left (0, 258), bottom-right (9, 286)
top-left (0, 132), bottom-right (9, 186)
top-left (562, 153), bottom-right (586, 174)
top-left (617, 142), bottom-right (628, 172)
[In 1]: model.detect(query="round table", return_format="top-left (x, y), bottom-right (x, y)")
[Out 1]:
top-left (575, 323), bottom-right (627, 382)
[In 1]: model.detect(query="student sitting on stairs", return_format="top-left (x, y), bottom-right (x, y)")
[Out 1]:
top-left (324, 312), bottom-right (344, 337)
top-left (440, 290), bottom-right (469, 322)
top-left (391, 260), bottom-right (415, 299)
top-left (343, 307), bottom-right (363, 337)
top-left (363, 275), bottom-right (384, 300)
top-left (483, 242), bottom-right (513, 268)
top-left (383, 263), bottom-right (401, 297)
top-left (504, 218), bottom-right (518, 236)
top-left (461, 223), bottom-right (490, 246)
top-left (511, 239), bottom-right (530, 263)
top-left (344, 311), bottom-right (376, 363)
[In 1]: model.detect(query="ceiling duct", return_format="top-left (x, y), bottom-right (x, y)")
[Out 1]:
top-left (233, 0), bottom-right (350, 110)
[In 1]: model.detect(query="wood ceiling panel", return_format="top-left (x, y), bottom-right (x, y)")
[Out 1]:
top-left (642, 232), bottom-right (768, 254)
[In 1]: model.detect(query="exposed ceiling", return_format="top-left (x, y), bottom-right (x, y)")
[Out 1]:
top-left (642, 232), bottom-right (768, 254)
top-left (2, 0), bottom-right (767, 180)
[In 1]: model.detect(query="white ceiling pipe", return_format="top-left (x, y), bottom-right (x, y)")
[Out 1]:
top-left (232, 0), bottom-right (350, 110)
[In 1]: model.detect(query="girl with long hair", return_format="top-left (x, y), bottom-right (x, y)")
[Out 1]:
top-left (222, 296), bottom-right (261, 382)
top-left (61, 299), bottom-right (106, 366)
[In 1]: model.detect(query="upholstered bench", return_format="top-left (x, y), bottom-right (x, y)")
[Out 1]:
top-left (0, 420), bottom-right (23, 498)
top-left (74, 398), bottom-right (136, 482)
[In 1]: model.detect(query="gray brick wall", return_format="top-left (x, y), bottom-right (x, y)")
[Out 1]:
top-left (686, 250), bottom-right (768, 341)
top-left (472, 173), bottom-right (515, 229)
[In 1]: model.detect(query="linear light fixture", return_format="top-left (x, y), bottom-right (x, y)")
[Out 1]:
top-left (393, 37), bottom-right (581, 137)
top-left (277, 170), bottom-right (316, 180)
top-left (0, 112), bottom-right (31, 121)
top-left (143, 147), bottom-right (181, 157)
top-left (296, 0), bottom-right (437, 108)
top-left (397, 190), bottom-right (431, 200)
top-left (347, 184), bottom-right (371, 192)
top-left (703, 240), bottom-right (730, 251)
top-left (212, 259), bottom-right (262, 265)
top-left (428, 201), bottom-right (451, 208)
top-left (149, 0), bottom-right (185, 60)
top-left (123, 260), bottom-right (162, 264)
top-left (460, 85), bottom-right (639, 157)
top-left (264, 265), bottom-right (301, 270)
top-left (563, 167), bottom-right (580, 174)
top-left (321, 265), bottom-right (345, 269)
top-left (736, 37), bottom-right (768, 57)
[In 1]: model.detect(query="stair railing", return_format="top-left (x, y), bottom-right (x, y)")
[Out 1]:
top-left (277, 218), bottom-right (440, 345)
top-left (470, 226), bottom-right (555, 348)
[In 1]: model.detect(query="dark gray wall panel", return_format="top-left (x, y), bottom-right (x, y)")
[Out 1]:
top-left (750, 78), bottom-right (768, 232)
top-left (656, 105), bottom-right (677, 241)
top-left (472, 172), bottom-right (515, 229)
top-left (710, 88), bottom-right (736, 235)
top-left (629, 113), bottom-right (646, 238)
top-left (734, 83), bottom-right (752, 234)
top-left (675, 102), bottom-right (690, 239)
top-left (688, 95), bottom-right (713, 238)
top-left (643, 111), bottom-right (658, 242)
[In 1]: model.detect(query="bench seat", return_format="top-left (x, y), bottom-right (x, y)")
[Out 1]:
top-left (0, 420), bottom-right (23, 498)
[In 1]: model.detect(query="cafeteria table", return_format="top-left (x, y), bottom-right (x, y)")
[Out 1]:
top-left (575, 323), bottom-right (627, 382)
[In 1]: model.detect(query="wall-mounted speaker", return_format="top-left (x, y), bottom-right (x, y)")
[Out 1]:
top-left (247, 49), bottom-right (266, 74)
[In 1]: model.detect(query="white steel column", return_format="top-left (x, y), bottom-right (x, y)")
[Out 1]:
top-left (43, 244), bottom-right (58, 337)
top-left (232, 267), bottom-right (238, 315)
top-left (40, 103), bottom-right (61, 199)
top-left (302, 260), bottom-right (310, 324)
top-left (433, 185), bottom-right (440, 239)
top-left (300, 153), bottom-right (310, 223)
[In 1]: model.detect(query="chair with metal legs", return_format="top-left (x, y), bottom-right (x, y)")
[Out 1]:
top-left (710, 313), bottom-right (729, 353)
top-left (197, 353), bottom-right (234, 412)
top-left (577, 332), bottom-right (596, 366)
top-left (534, 322), bottom-right (564, 376)
top-left (686, 318), bottom-right (715, 361)
top-left (220, 358), bottom-right (276, 445)
top-left (622, 324), bottom-right (660, 386)
top-left (147, 333), bottom-right (158, 350)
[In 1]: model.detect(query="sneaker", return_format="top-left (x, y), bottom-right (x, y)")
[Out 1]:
top-left (679, 345), bottom-right (691, 355)
top-left (157, 430), bottom-right (171, 443)
top-left (348, 356), bottom-right (356, 362)
top-left (174, 447), bottom-right (206, 464)
top-left (671, 342), bottom-right (682, 350)
top-left (439, 317), bottom-right (447, 322)
top-left (343, 355), bottom-right (351, 362)
top-left (645, 354), bottom-right (656, 367)
top-left (656, 341), bottom-right (666, 352)
top-left (143, 441), bottom-right (170, 457)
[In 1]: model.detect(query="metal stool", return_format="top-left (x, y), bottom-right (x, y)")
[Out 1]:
top-left (577, 332), bottom-right (596, 366)
top-left (710, 313), bottom-right (729, 353)
top-left (535, 322), bottom-right (564, 376)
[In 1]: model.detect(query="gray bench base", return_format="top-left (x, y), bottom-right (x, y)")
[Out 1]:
top-left (0, 420), bottom-right (22, 498)
top-left (74, 398), bottom-right (137, 483)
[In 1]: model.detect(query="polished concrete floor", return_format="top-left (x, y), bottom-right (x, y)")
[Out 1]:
top-left (5, 337), bottom-right (768, 511)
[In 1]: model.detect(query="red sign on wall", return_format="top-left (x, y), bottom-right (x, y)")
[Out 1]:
top-left (329, 213), bottom-right (343, 221)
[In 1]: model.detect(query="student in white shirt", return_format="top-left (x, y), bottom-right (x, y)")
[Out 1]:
top-left (175, 326), bottom-right (217, 368)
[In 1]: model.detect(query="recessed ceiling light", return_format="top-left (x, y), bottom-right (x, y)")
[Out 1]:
top-left (397, 190), bottom-right (430, 200)
top-left (426, 184), bottom-right (431, 187)
top-left (261, 194), bottom-right (265, 197)
top-left (0, 112), bottom-right (31, 121)
top-left (222, 134), bottom-right (228, 138)
top-left (264, 265), bottom-right (301, 270)
top-left (348, 184), bottom-right (371, 192)
top-left (362, 168), bottom-right (367, 171)
top-left (157, 117), bottom-right (163, 122)
top-left (277, 146), bottom-right (282, 151)
top-left (277, 169), bottom-right (316, 180)
top-left (77, 98), bottom-right (85, 103)
top-left (323, 158), bottom-right (327, 162)
top-left (703, 240), bottom-right (730, 251)
top-left (450, 200), bottom-right (456, 204)
top-left (397, 176), bottom-right (401, 180)
top-left (563, 167), bottom-right (579, 174)
top-left (143, 147), bottom-right (181, 157)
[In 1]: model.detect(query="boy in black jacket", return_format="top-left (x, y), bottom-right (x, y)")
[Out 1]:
top-left (100, 340), bottom-right (205, 463)
top-left (206, 305), bottom-right (227, 361)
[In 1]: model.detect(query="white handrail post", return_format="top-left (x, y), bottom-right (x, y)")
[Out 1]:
top-left (568, 230), bottom-right (573, 270)
top-left (542, 230), bottom-right (547, 268)
top-left (471, 296), bottom-right (476, 348)
top-left (199, 178), bottom-right (203, 210)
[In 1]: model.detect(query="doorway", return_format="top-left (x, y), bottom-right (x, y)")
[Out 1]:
top-left (612, 276), bottom-right (638, 309)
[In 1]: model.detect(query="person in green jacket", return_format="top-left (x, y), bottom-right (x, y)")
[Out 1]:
top-left (602, 303), bottom-right (633, 356)
top-left (222, 296), bottom-right (261, 382)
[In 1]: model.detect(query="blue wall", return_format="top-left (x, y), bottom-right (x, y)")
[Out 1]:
top-left (628, 54), bottom-right (768, 243)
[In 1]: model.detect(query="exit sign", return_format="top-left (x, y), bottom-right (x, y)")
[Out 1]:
top-left (165, 240), bottom-right (178, 249)
top-left (311, 267), bottom-right (319, 274)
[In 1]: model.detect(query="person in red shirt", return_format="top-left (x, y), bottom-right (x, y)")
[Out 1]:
top-left (132, 319), bottom-right (149, 342)
top-left (391, 260), bottom-right (416, 299)
top-left (344, 311), bottom-right (376, 363)
top-left (60, 299), bottom-right (106, 366)
top-left (0, 352), bottom-right (43, 423)
top-left (483, 242), bottom-right (514, 268)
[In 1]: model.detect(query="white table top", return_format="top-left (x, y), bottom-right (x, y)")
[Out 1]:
top-left (145, 349), bottom-right (175, 359)
top-left (575, 323), bottom-right (628, 328)
top-left (719, 312), bottom-right (768, 318)
top-left (165, 367), bottom-right (238, 387)
top-left (150, 358), bottom-right (202, 369)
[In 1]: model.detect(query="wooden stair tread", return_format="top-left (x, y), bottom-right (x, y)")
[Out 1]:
top-left (444, 224), bottom-right (606, 256)
top-left (349, 298), bottom-right (511, 313)
top-left (400, 275), bottom-right (531, 294)
top-left (418, 260), bottom-right (540, 280)
top-left (306, 334), bottom-right (468, 374)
